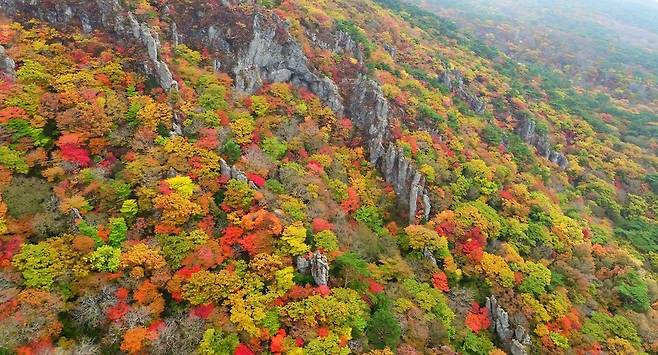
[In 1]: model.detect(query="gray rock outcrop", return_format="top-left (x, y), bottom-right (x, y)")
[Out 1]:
top-left (440, 69), bottom-right (486, 114)
top-left (126, 13), bottom-right (177, 91)
top-left (306, 29), bottom-right (365, 64)
top-left (381, 143), bottom-right (432, 223)
top-left (486, 295), bottom-right (531, 355)
top-left (295, 251), bottom-right (329, 286)
top-left (347, 76), bottom-right (390, 165)
top-left (310, 251), bottom-right (329, 286)
top-left (197, 12), bottom-right (344, 115)
top-left (0, 45), bottom-right (16, 80)
top-left (517, 117), bottom-right (569, 169)
top-left (295, 255), bottom-right (311, 274)
top-left (219, 159), bottom-right (258, 190)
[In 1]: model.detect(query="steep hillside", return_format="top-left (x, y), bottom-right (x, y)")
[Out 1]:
top-left (413, 0), bottom-right (658, 147)
top-left (0, 0), bottom-right (656, 354)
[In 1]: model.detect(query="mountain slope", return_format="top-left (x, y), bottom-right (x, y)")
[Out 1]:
top-left (0, 0), bottom-right (656, 354)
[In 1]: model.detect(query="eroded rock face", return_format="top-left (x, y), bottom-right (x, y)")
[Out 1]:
top-left (347, 76), bottom-right (390, 165)
top-left (381, 143), bottom-right (432, 223)
top-left (347, 77), bottom-right (431, 223)
top-left (309, 251), bottom-right (329, 286)
top-left (126, 14), bottom-right (177, 91)
top-left (173, 7), bottom-right (344, 115)
top-left (0, 45), bottom-right (16, 80)
top-left (0, 0), bottom-right (177, 91)
top-left (486, 295), bottom-right (531, 355)
top-left (306, 29), bottom-right (365, 64)
top-left (517, 117), bottom-right (569, 169)
top-left (440, 69), bottom-right (486, 114)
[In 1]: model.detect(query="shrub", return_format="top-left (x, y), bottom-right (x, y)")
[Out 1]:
top-left (174, 44), bottom-right (202, 65)
top-left (281, 222), bottom-right (310, 256)
top-left (461, 331), bottom-right (494, 355)
top-left (229, 112), bottom-right (255, 145)
top-left (197, 328), bottom-right (239, 354)
top-left (224, 179), bottom-right (255, 210)
top-left (482, 124), bottom-right (503, 145)
top-left (0, 146), bottom-right (29, 174)
top-left (120, 199), bottom-right (139, 217)
top-left (108, 217), bottom-right (128, 247)
top-left (12, 242), bottom-right (60, 289)
top-left (199, 84), bottom-right (228, 111)
top-left (265, 179), bottom-right (285, 194)
top-left (355, 205), bottom-right (385, 236)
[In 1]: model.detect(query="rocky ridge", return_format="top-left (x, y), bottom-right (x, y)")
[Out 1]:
top-left (169, 5), bottom-right (345, 114)
top-left (0, 0), bottom-right (432, 224)
top-left (517, 117), bottom-right (569, 170)
top-left (438, 67), bottom-right (569, 169)
top-left (439, 69), bottom-right (486, 115)
top-left (346, 76), bottom-right (432, 223)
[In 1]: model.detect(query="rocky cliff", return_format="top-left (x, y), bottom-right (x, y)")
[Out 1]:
top-left (166, 3), bottom-right (344, 114)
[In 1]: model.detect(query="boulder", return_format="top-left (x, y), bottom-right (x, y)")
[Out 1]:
top-left (0, 45), bottom-right (16, 80)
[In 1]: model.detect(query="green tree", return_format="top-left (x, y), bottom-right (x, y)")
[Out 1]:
top-left (366, 295), bottom-right (401, 349)
top-left (482, 124), bottom-right (503, 145)
top-left (262, 136), bottom-right (287, 160)
top-left (108, 217), bottom-right (128, 247)
top-left (616, 271), bottom-right (650, 312)
top-left (461, 331), bottom-right (494, 355)
top-left (281, 222), bottom-right (310, 256)
top-left (519, 261), bottom-right (552, 296)
top-left (199, 84), bottom-right (228, 111)
top-left (314, 230), bottom-right (339, 252)
top-left (224, 179), bottom-right (255, 210)
top-left (87, 245), bottom-right (121, 272)
top-left (355, 205), bottom-right (385, 236)
top-left (221, 140), bottom-right (242, 164)
top-left (197, 328), bottom-right (239, 355)
top-left (333, 252), bottom-right (371, 289)
top-left (120, 199), bottom-right (139, 217)
top-left (12, 243), bottom-right (60, 289)
top-left (0, 146), bottom-right (29, 174)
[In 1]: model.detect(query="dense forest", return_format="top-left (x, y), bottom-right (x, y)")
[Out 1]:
top-left (0, 0), bottom-right (656, 354)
